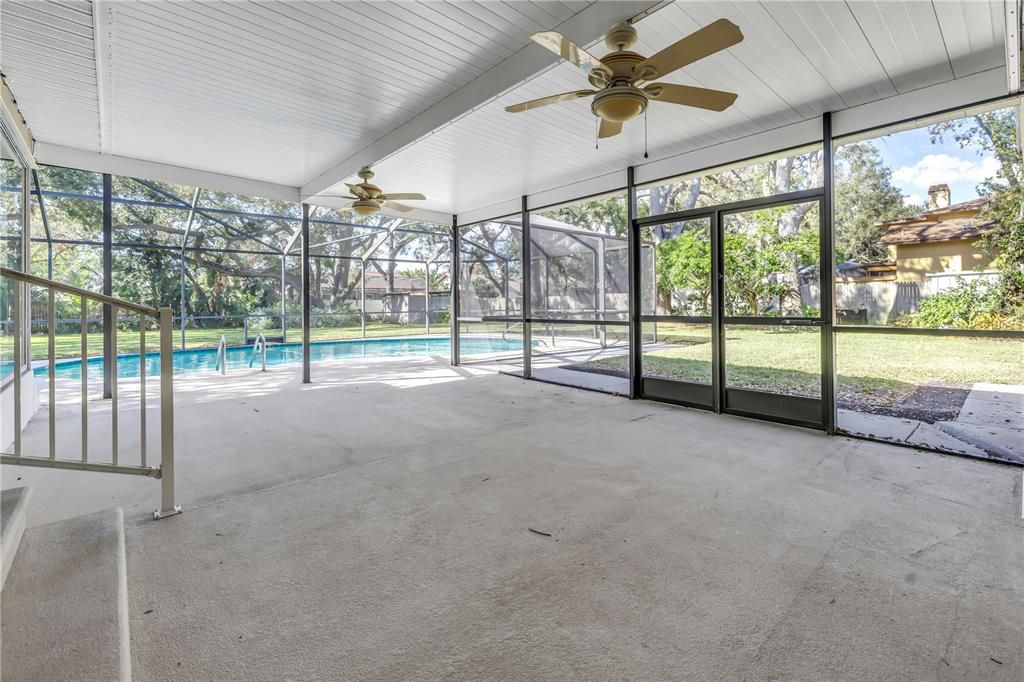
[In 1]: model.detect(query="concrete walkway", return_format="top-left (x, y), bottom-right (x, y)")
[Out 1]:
top-left (839, 382), bottom-right (1024, 464)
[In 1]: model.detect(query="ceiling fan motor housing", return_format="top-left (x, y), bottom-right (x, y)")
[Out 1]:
top-left (590, 48), bottom-right (649, 122)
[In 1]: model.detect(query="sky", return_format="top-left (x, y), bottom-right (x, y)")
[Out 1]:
top-left (869, 124), bottom-right (1001, 209)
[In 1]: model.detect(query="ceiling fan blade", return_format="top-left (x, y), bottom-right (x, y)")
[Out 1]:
top-left (644, 83), bottom-right (737, 111)
top-left (386, 202), bottom-right (414, 213)
top-left (634, 19), bottom-right (743, 81)
top-left (381, 193), bottom-right (426, 201)
top-left (505, 89), bottom-right (596, 113)
top-left (300, 194), bottom-right (359, 200)
top-left (598, 119), bottom-right (622, 139)
top-left (346, 183), bottom-right (369, 198)
top-left (530, 32), bottom-right (610, 81)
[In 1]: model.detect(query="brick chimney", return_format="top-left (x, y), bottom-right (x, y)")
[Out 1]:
top-left (927, 184), bottom-right (950, 210)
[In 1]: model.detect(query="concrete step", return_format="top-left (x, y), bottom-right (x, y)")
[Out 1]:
top-left (1, 487), bottom-right (32, 590)
top-left (1, 508), bottom-right (131, 682)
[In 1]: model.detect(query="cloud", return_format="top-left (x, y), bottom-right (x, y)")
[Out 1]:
top-left (892, 153), bottom-right (1000, 190)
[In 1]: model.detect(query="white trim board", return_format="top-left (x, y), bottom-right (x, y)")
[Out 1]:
top-left (1, 77), bottom-right (36, 168)
top-left (34, 143), bottom-right (300, 203)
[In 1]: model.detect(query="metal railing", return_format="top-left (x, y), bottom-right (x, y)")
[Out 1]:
top-left (249, 332), bottom-right (268, 370)
top-left (0, 267), bottom-right (181, 519)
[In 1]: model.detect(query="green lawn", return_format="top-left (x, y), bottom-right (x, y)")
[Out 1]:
top-left (585, 324), bottom-right (1023, 405)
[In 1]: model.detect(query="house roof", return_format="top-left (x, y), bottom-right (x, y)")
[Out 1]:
top-left (877, 197), bottom-right (996, 246)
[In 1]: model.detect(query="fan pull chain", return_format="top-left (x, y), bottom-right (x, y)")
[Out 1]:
top-left (643, 110), bottom-right (649, 159)
top-left (595, 117), bottom-right (600, 150)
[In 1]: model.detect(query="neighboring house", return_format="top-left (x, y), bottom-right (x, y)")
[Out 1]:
top-left (876, 184), bottom-right (997, 283)
top-left (361, 272), bottom-right (425, 298)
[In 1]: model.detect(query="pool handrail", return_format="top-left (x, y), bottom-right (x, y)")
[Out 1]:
top-left (249, 332), bottom-right (268, 371)
top-left (215, 335), bottom-right (227, 375)
top-left (0, 267), bottom-right (181, 519)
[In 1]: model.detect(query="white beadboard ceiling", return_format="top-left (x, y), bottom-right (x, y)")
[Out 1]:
top-left (1, 0), bottom-right (1013, 219)
top-left (1, 0), bottom-right (100, 149)
top-left (2, 0), bottom-right (599, 185)
top-left (366, 0), bottom-right (1010, 217)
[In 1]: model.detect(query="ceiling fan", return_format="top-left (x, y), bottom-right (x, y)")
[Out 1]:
top-left (314, 167), bottom-right (427, 216)
top-left (505, 19), bottom-right (743, 139)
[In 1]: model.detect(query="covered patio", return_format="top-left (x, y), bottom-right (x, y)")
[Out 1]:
top-left (1, 1), bottom-right (1022, 679)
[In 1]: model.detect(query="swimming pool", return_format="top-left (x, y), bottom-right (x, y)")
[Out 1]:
top-left (25, 336), bottom-right (523, 381)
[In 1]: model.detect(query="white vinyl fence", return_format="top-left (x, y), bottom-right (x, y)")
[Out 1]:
top-left (807, 270), bottom-right (999, 324)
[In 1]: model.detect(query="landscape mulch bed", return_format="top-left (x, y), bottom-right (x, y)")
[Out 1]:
top-left (563, 363), bottom-right (970, 424)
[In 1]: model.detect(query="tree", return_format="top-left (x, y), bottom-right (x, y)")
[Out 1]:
top-left (833, 141), bottom-right (908, 263)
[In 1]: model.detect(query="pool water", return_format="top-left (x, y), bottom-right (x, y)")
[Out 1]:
top-left (27, 336), bottom-right (523, 381)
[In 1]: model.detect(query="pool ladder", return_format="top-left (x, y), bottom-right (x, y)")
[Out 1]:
top-left (214, 333), bottom-right (267, 375)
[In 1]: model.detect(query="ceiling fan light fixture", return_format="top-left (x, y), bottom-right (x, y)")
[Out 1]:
top-left (591, 87), bottom-right (648, 123)
top-left (353, 200), bottom-right (380, 216)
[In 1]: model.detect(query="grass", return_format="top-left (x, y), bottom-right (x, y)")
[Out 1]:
top-left (584, 323), bottom-right (1023, 404)
top-left (1, 322), bottom-right (445, 361)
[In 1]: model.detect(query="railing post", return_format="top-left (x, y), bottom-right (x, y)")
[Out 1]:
top-left (155, 307), bottom-right (181, 519)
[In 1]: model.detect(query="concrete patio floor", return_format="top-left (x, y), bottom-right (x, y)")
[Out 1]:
top-left (4, 355), bottom-right (1024, 678)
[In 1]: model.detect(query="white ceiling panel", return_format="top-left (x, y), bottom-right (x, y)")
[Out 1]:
top-left (932, 0), bottom-right (1006, 78)
top-left (845, 0), bottom-right (954, 92)
top-left (360, 0), bottom-right (1010, 217)
top-left (2, 0), bottom-right (602, 186)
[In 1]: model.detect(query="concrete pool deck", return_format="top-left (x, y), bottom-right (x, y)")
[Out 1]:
top-left (3, 355), bottom-right (1023, 678)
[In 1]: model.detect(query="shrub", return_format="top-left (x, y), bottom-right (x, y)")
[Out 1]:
top-left (899, 278), bottom-right (1023, 329)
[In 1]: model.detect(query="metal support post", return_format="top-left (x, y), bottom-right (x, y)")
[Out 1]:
top-left (521, 196), bottom-right (532, 378)
top-left (711, 209), bottom-right (724, 414)
top-left (20, 169), bottom-right (31, 365)
top-left (450, 217), bottom-right (460, 366)
top-left (180, 188), bottom-right (200, 350)
top-left (301, 204), bottom-right (311, 383)
top-left (179, 263), bottom-right (187, 350)
top-left (102, 173), bottom-right (113, 399)
top-left (627, 167), bottom-right (641, 398)
top-left (31, 169), bottom-right (53, 279)
top-left (597, 237), bottom-right (606, 346)
top-left (821, 112), bottom-right (837, 434)
top-left (360, 259), bottom-right (366, 338)
top-left (280, 253), bottom-right (287, 342)
top-left (424, 260), bottom-right (431, 335)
